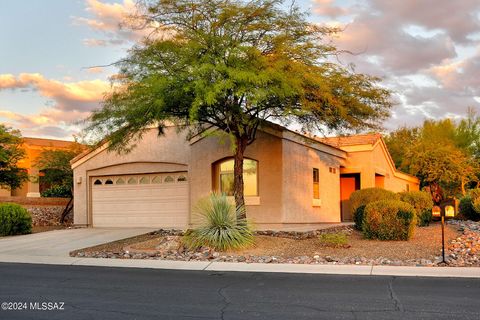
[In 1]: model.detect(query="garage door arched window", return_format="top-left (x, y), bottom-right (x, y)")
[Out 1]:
top-left (105, 179), bottom-right (113, 185)
top-left (94, 179), bottom-right (102, 185)
top-left (213, 158), bottom-right (258, 196)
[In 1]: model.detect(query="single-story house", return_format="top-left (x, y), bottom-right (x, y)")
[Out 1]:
top-left (71, 123), bottom-right (419, 230)
top-left (0, 137), bottom-right (78, 198)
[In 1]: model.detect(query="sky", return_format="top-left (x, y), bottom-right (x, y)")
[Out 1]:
top-left (0, 0), bottom-right (479, 140)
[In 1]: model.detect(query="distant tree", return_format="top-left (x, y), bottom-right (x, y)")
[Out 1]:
top-left (385, 111), bottom-right (480, 196)
top-left (384, 126), bottom-right (418, 171)
top-left (0, 124), bottom-right (28, 190)
top-left (35, 143), bottom-right (84, 222)
top-left (85, 0), bottom-right (393, 219)
top-left (403, 141), bottom-right (477, 195)
top-left (454, 108), bottom-right (480, 159)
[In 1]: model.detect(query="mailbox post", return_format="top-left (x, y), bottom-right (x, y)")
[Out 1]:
top-left (433, 204), bottom-right (456, 264)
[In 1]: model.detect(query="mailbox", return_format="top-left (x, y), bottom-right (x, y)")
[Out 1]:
top-left (445, 205), bottom-right (455, 218)
top-left (432, 206), bottom-right (441, 218)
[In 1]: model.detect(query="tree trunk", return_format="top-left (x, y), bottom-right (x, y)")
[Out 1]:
top-left (60, 197), bottom-right (73, 224)
top-left (233, 135), bottom-right (248, 219)
top-left (461, 177), bottom-right (466, 196)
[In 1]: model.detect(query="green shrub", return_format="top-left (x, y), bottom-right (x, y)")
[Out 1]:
top-left (0, 203), bottom-right (32, 236)
top-left (459, 189), bottom-right (480, 221)
top-left (41, 185), bottom-right (71, 198)
top-left (183, 193), bottom-right (254, 251)
top-left (318, 233), bottom-right (349, 247)
top-left (353, 205), bottom-right (366, 230)
top-left (350, 188), bottom-right (398, 226)
top-left (398, 191), bottom-right (434, 226)
top-left (362, 200), bottom-right (416, 241)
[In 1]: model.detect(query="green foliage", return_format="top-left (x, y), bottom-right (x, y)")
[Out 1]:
top-left (459, 189), bottom-right (480, 221)
top-left (41, 185), bottom-right (72, 198)
top-left (35, 144), bottom-right (83, 198)
top-left (353, 205), bottom-right (366, 230)
top-left (384, 126), bottom-right (419, 171)
top-left (183, 193), bottom-right (254, 251)
top-left (398, 191), bottom-right (434, 226)
top-left (318, 232), bottom-right (349, 247)
top-left (0, 203), bottom-right (32, 236)
top-left (350, 187), bottom-right (398, 216)
top-left (362, 200), bottom-right (416, 241)
top-left (385, 111), bottom-right (480, 195)
top-left (83, 0), bottom-right (393, 216)
top-left (0, 125), bottom-right (28, 190)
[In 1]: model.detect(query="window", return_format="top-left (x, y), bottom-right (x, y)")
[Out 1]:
top-left (313, 168), bottom-right (320, 199)
top-left (164, 176), bottom-right (174, 183)
top-left (105, 179), bottom-right (113, 185)
top-left (116, 178), bottom-right (125, 185)
top-left (177, 176), bottom-right (187, 182)
top-left (215, 159), bottom-right (258, 196)
top-left (152, 176), bottom-right (162, 184)
top-left (127, 177), bottom-right (137, 184)
top-left (139, 177), bottom-right (150, 184)
top-left (94, 179), bottom-right (102, 185)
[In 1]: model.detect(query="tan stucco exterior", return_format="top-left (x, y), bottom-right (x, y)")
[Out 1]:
top-left (71, 124), bottom-right (419, 230)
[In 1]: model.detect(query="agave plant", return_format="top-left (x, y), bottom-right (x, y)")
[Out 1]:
top-left (183, 193), bottom-right (254, 251)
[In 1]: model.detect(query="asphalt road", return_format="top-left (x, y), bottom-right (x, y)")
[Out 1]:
top-left (0, 263), bottom-right (479, 320)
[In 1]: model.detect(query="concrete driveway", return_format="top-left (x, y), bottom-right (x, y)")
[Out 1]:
top-left (0, 228), bottom-right (154, 257)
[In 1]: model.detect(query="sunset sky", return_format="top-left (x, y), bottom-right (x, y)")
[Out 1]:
top-left (1, 0), bottom-right (479, 140)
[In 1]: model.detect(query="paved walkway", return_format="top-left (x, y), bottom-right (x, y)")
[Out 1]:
top-left (0, 228), bottom-right (154, 256)
top-left (0, 229), bottom-right (479, 278)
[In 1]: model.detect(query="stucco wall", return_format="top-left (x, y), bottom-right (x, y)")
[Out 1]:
top-left (371, 143), bottom-right (419, 192)
top-left (281, 138), bottom-right (343, 224)
top-left (72, 127), bottom-right (191, 225)
top-left (341, 142), bottom-right (419, 193)
top-left (189, 130), bottom-right (284, 227)
top-left (72, 125), bottom-right (347, 229)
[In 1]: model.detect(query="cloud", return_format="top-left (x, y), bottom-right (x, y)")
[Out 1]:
top-left (0, 73), bottom-right (109, 112)
top-left (314, 0), bottom-right (480, 127)
top-left (82, 38), bottom-right (125, 47)
top-left (0, 73), bottom-right (109, 139)
top-left (73, 0), bottom-right (151, 46)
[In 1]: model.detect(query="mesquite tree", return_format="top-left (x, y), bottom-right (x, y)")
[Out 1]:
top-left (85, 0), bottom-right (392, 219)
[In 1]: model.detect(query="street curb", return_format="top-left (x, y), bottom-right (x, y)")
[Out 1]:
top-left (0, 255), bottom-right (479, 278)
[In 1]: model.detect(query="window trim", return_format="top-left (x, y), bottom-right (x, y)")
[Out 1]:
top-left (213, 157), bottom-right (259, 197)
top-left (313, 168), bottom-right (320, 199)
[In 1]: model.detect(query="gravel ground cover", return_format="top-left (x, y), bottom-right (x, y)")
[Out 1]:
top-left (70, 221), bottom-right (480, 267)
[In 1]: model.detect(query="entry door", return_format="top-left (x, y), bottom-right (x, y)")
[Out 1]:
top-left (340, 174), bottom-right (360, 221)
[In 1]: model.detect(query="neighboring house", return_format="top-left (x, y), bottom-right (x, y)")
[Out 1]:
top-left (0, 137), bottom-right (77, 198)
top-left (71, 123), bottom-right (419, 230)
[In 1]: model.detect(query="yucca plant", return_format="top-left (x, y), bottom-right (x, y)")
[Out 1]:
top-left (183, 193), bottom-right (254, 251)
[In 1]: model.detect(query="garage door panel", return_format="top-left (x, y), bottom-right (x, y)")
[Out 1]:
top-left (91, 173), bottom-right (189, 228)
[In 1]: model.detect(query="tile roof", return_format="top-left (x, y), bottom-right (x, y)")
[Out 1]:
top-left (318, 133), bottom-right (382, 148)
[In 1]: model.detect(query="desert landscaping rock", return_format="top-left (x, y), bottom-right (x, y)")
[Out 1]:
top-left (27, 205), bottom-right (73, 226)
top-left (71, 222), bottom-right (480, 267)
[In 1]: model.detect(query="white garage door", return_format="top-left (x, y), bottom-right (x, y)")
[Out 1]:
top-left (91, 172), bottom-right (189, 228)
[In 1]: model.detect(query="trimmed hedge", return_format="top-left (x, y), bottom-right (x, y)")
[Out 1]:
top-left (362, 200), bottom-right (416, 241)
top-left (350, 188), bottom-right (398, 230)
top-left (0, 203), bottom-right (32, 236)
top-left (354, 205), bottom-right (366, 230)
top-left (398, 191), bottom-right (433, 226)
